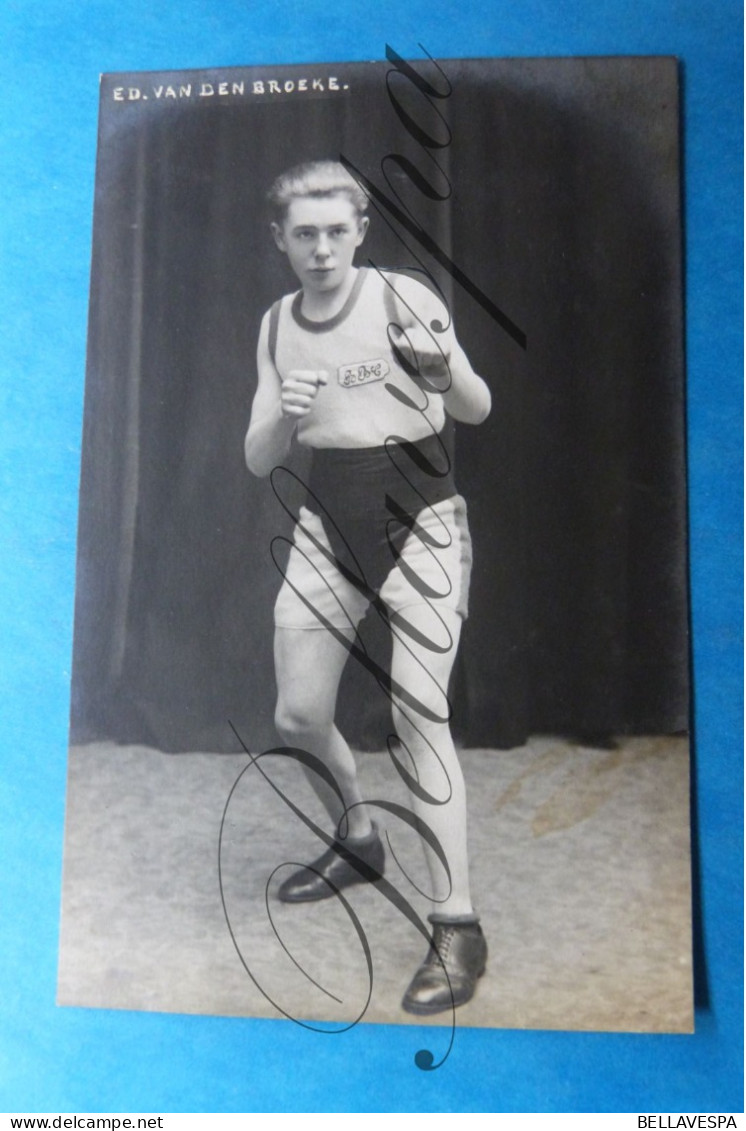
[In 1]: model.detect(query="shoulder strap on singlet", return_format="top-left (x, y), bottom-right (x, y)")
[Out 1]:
top-left (383, 266), bottom-right (442, 296)
top-left (380, 267), bottom-right (445, 326)
top-left (268, 298), bottom-right (282, 366)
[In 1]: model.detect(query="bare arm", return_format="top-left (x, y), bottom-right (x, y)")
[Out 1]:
top-left (244, 311), bottom-right (328, 477)
top-left (387, 275), bottom-right (492, 425)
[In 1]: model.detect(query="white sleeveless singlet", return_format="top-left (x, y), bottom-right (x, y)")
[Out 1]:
top-left (270, 268), bottom-right (447, 448)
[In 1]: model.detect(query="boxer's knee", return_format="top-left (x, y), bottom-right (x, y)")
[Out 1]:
top-left (274, 695), bottom-right (333, 744)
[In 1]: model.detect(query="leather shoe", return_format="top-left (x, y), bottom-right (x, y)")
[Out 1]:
top-left (278, 826), bottom-right (385, 903)
top-left (401, 921), bottom-right (487, 1015)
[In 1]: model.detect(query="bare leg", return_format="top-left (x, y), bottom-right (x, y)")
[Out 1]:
top-left (389, 604), bottom-right (487, 1014)
top-left (389, 605), bottom-right (474, 918)
top-left (274, 625), bottom-right (373, 841)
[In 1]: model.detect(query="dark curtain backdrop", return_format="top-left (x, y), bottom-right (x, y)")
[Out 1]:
top-left (70, 57), bottom-right (688, 753)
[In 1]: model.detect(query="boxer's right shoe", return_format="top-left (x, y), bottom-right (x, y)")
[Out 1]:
top-left (278, 824), bottom-right (385, 903)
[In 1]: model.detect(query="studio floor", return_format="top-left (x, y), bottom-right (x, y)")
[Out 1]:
top-left (58, 735), bottom-right (693, 1035)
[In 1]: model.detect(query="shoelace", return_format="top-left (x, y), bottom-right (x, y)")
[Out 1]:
top-left (429, 924), bottom-right (456, 964)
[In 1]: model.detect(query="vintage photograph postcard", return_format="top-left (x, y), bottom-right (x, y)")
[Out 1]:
top-left (58, 54), bottom-right (692, 1044)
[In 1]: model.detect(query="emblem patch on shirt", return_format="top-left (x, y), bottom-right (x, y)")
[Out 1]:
top-left (337, 359), bottom-right (390, 388)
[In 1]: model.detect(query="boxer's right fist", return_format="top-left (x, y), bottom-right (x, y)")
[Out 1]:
top-left (280, 369), bottom-right (329, 418)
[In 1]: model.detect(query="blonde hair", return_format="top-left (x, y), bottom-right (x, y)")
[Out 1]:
top-left (267, 160), bottom-right (369, 221)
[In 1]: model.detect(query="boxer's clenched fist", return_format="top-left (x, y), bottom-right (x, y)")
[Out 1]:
top-left (390, 324), bottom-right (451, 389)
top-left (280, 369), bottom-right (329, 418)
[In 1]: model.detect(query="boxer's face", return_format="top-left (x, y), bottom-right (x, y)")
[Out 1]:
top-left (272, 194), bottom-right (368, 294)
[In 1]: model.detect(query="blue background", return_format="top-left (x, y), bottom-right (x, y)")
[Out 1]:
top-left (1, 0), bottom-right (742, 1114)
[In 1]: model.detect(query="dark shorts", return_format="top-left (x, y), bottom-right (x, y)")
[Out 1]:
top-left (274, 492), bottom-right (473, 630)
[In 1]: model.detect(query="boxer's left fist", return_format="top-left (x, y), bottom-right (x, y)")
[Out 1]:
top-left (390, 323), bottom-right (451, 390)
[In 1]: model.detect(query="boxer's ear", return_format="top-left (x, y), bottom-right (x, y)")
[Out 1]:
top-left (355, 215), bottom-right (369, 246)
top-left (271, 222), bottom-right (287, 252)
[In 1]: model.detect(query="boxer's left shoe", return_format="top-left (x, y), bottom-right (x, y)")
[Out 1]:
top-left (401, 918), bottom-right (487, 1015)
